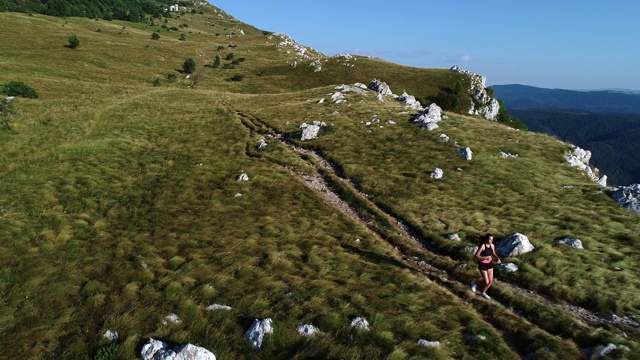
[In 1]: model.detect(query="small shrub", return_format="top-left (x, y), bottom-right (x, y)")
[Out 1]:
top-left (169, 26), bottom-right (178, 31)
top-left (67, 33), bottom-right (79, 49)
top-left (217, 45), bottom-right (224, 51)
top-left (225, 52), bottom-right (235, 60)
top-left (3, 81), bottom-right (38, 98)
top-left (182, 57), bottom-right (196, 73)
top-left (151, 32), bottom-right (160, 40)
top-left (166, 73), bottom-right (177, 82)
top-left (93, 342), bottom-right (120, 360)
top-left (237, 57), bottom-right (246, 62)
top-left (152, 78), bottom-right (161, 87)
top-left (191, 71), bottom-right (205, 87)
top-left (179, 34), bottom-right (186, 41)
top-left (230, 74), bottom-right (244, 82)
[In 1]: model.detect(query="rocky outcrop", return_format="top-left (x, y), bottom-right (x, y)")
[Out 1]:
top-left (414, 103), bottom-right (443, 130)
top-left (565, 145), bottom-right (607, 187)
top-left (368, 79), bottom-right (393, 96)
top-left (450, 66), bottom-right (499, 120)
top-left (244, 318), bottom-right (274, 350)
top-left (496, 232), bottom-right (534, 257)
top-left (396, 92), bottom-right (422, 110)
top-left (300, 120), bottom-right (328, 140)
top-left (610, 184), bottom-right (640, 214)
top-left (417, 339), bottom-right (440, 348)
top-left (431, 168), bottom-right (443, 179)
top-left (141, 339), bottom-right (216, 360)
top-left (499, 263), bottom-right (519, 272)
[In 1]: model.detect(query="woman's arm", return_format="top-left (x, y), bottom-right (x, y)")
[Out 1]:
top-left (491, 245), bottom-right (502, 263)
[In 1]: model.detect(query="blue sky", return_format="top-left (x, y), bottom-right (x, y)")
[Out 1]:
top-left (212, 1), bottom-right (639, 90)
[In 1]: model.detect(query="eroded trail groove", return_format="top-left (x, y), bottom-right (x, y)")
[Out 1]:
top-left (234, 110), bottom-right (638, 356)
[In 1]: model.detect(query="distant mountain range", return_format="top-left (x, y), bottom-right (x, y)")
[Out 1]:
top-left (492, 84), bottom-right (640, 186)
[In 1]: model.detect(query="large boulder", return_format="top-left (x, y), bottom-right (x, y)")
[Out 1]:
top-left (141, 339), bottom-right (216, 360)
top-left (414, 103), bottom-right (442, 130)
top-left (496, 233), bottom-right (534, 257)
top-left (368, 79), bottom-right (393, 96)
top-left (301, 125), bottom-right (320, 140)
top-left (610, 184), bottom-right (640, 214)
top-left (244, 318), bottom-right (274, 350)
top-left (350, 317), bottom-right (369, 330)
top-left (396, 92), bottom-right (422, 110)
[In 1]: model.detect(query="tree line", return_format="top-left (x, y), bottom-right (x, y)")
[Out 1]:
top-left (0, 0), bottom-right (192, 22)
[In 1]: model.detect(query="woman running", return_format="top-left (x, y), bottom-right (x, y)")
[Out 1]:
top-left (473, 233), bottom-right (501, 299)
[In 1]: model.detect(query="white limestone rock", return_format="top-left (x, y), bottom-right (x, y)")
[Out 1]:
top-left (499, 263), bottom-right (519, 272)
top-left (206, 304), bottom-right (232, 311)
top-left (417, 339), bottom-right (440, 348)
top-left (457, 147), bottom-right (473, 160)
top-left (368, 79), bottom-right (392, 96)
top-left (414, 103), bottom-right (442, 130)
top-left (103, 330), bottom-right (118, 341)
top-left (237, 173), bottom-right (249, 181)
top-left (431, 168), bottom-right (443, 179)
top-left (297, 324), bottom-right (320, 337)
top-left (610, 184), bottom-right (640, 214)
top-left (350, 317), bottom-right (369, 330)
top-left (446, 233), bottom-right (461, 241)
top-left (396, 92), bottom-right (422, 110)
top-left (317, 98), bottom-right (325, 104)
top-left (440, 134), bottom-right (449, 142)
top-left (301, 125), bottom-right (321, 140)
top-left (257, 138), bottom-right (268, 150)
top-left (496, 233), bottom-right (535, 257)
top-left (141, 339), bottom-right (216, 360)
top-left (164, 313), bottom-right (181, 325)
top-left (244, 318), bottom-right (274, 350)
top-left (500, 151), bottom-right (518, 158)
top-left (556, 237), bottom-right (584, 249)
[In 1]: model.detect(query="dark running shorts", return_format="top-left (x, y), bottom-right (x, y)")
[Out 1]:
top-left (478, 262), bottom-right (493, 271)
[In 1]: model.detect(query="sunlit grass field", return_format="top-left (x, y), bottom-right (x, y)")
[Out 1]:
top-left (1, 5), bottom-right (639, 359)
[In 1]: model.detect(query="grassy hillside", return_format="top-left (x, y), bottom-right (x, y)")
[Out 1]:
top-left (1, 6), bottom-right (640, 359)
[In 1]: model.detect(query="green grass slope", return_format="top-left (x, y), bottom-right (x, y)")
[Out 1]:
top-left (1, 6), bottom-right (639, 359)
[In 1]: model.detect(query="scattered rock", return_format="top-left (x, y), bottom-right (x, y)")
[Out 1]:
top-left (431, 168), bottom-right (443, 179)
top-left (141, 338), bottom-right (216, 360)
top-left (244, 318), bottom-right (274, 350)
top-left (396, 92), bottom-right (422, 110)
top-left (257, 138), bottom-right (268, 150)
top-left (350, 317), bottom-right (369, 330)
top-left (456, 147), bottom-right (473, 160)
top-left (499, 263), bottom-right (519, 272)
top-left (414, 103), bottom-right (443, 130)
top-left (446, 233), bottom-right (461, 241)
top-left (297, 324), bottom-right (320, 337)
top-left (556, 237), bottom-right (584, 249)
top-left (496, 233), bottom-right (535, 257)
top-left (237, 173), bottom-right (249, 181)
top-left (317, 98), bottom-right (325, 104)
top-left (103, 330), bottom-right (118, 341)
top-left (206, 304), bottom-right (232, 311)
top-left (610, 184), bottom-right (640, 214)
top-left (368, 79), bottom-right (393, 96)
top-left (440, 134), bottom-right (449, 142)
top-left (417, 339), bottom-right (440, 348)
top-left (500, 151), bottom-right (518, 158)
top-left (163, 314), bottom-right (181, 325)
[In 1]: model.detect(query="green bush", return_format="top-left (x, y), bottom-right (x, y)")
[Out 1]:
top-left (93, 342), bottom-right (120, 360)
top-left (182, 57), bottom-right (196, 73)
top-left (179, 34), bottom-right (186, 41)
top-left (152, 78), bottom-right (161, 87)
top-left (230, 74), bottom-right (244, 82)
top-left (166, 73), bottom-right (177, 82)
top-left (225, 52), bottom-right (235, 60)
top-left (67, 33), bottom-right (79, 49)
top-left (151, 32), bottom-right (160, 40)
top-left (3, 81), bottom-right (38, 98)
